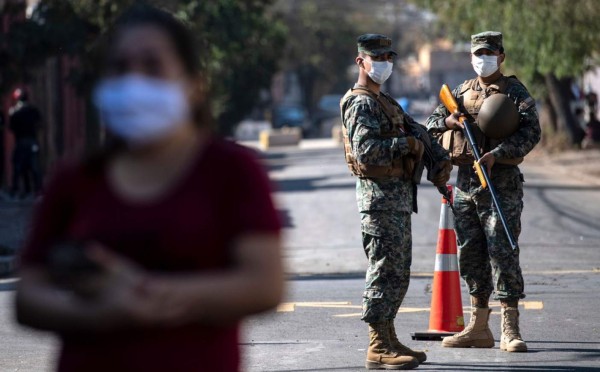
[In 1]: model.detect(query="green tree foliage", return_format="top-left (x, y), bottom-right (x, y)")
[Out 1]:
top-left (0, 0), bottom-right (285, 135)
top-left (274, 0), bottom-right (359, 116)
top-left (275, 0), bottom-right (434, 119)
top-left (178, 1), bottom-right (286, 134)
top-left (413, 0), bottom-right (600, 146)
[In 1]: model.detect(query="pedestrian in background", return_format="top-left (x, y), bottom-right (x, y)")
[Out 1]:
top-left (15, 4), bottom-right (283, 372)
top-left (426, 31), bottom-right (541, 352)
top-left (9, 88), bottom-right (43, 200)
top-left (340, 34), bottom-right (452, 370)
top-left (583, 91), bottom-right (600, 148)
top-left (583, 112), bottom-right (600, 149)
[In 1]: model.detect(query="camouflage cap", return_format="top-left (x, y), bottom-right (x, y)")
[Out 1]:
top-left (357, 34), bottom-right (397, 57)
top-left (471, 31), bottom-right (503, 53)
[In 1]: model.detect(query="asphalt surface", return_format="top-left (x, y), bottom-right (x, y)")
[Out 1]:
top-left (0, 138), bottom-right (599, 371)
top-left (241, 139), bottom-right (600, 371)
top-left (242, 274), bottom-right (600, 371)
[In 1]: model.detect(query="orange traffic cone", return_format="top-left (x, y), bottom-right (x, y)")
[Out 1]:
top-left (411, 185), bottom-right (464, 340)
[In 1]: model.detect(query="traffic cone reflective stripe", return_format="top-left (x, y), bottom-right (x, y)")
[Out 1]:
top-left (435, 200), bottom-right (457, 271)
top-left (434, 253), bottom-right (459, 272)
top-left (411, 185), bottom-right (464, 340)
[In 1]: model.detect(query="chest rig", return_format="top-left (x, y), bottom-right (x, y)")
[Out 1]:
top-left (462, 77), bottom-right (509, 121)
top-left (340, 87), bottom-right (416, 178)
top-left (440, 76), bottom-right (523, 165)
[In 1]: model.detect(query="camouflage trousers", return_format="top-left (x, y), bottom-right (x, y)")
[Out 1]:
top-left (360, 210), bottom-right (412, 323)
top-left (454, 165), bottom-right (525, 301)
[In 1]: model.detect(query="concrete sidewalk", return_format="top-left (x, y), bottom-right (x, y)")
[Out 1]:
top-left (0, 197), bottom-right (34, 277)
top-left (526, 147), bottom-right (600, 186)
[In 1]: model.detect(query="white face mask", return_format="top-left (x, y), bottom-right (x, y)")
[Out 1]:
top-left (367, 60), bottom-right (393, 85)
top-left (93, 74), bottom-right (190, 146)
top-left (471, 55), bottom-right (499, 78)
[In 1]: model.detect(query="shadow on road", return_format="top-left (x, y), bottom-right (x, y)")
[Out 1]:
top-left (524, 184), bottom-right (600, 192)
top-left (419, 364), bottom-right (600, 371)
top-left (416, 181), bottom-right (600, 192)
top-left (278, 209), bottom-right (294, 228)
top-left (528, 341), bottom-right (600, 345)
top-left (532, 187), bottom-right (600, 233)
top-left (268, 368), bottom-right (365, 372)
top-left (275, 177), bottom-right (354, 193)
top-left (286, 272), bottom-right (365, 281)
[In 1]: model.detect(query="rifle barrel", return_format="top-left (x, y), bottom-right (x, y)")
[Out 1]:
top-left (461, 119), bottom-right (519, 251)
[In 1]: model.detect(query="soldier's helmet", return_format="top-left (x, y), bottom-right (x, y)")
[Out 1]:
top-left (357, 34), bottom-right (397, 57)
top-left (471, 31), bottom-right (503, 53)
top-left (478, 94), bottom-right (519, 139)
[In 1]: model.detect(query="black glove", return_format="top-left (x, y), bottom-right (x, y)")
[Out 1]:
top-left (431, 160), bottom-right (452, 187)
top-left (406, 136), bottom-right (424, 160)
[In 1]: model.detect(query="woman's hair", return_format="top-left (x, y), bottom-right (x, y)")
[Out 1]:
top-left (114, 2), bottom-right (200, 77)
top-left (112, 2), bottom-right (213, 126)
top-left (85, 2), bottom-right (212, 172)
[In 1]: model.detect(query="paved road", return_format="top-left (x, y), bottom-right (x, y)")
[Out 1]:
top-left (1, 139), bottom-right (599, 371)
top-left (261, 139), bottom-right (600, 276)
top-left (241, 139), bottom-right (600, 371)
top-left (242, 274), bottom-right (600, 371)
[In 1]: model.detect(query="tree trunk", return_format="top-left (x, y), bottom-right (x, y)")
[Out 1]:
top-left (298, 65), bottom-right (315, 117)
top-left (544, 73), bottom-right (585, 146)
top-left (538, 96), bottom-right (556, 146)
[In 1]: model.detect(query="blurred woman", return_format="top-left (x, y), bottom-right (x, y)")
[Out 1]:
top-left (15, 4), bottom-right (283, 372)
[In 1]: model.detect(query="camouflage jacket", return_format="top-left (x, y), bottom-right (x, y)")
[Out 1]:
top-left (426, 75), bottom-right (541, 162)
top-left (342, 89), bottom-right (448, 213)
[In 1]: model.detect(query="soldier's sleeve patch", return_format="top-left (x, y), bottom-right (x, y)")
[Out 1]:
top-left (519, 97), bottom-right (535, 112)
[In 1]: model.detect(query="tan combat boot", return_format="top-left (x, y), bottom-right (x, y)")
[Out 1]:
top-left (387, 320), bottom-right (427, 363)
top-left (500, 307), bottom-right (527, 352)
top-left (441, 307), bottom-right (495, 348)
top-left (366, 322), bottom-right (419, 370)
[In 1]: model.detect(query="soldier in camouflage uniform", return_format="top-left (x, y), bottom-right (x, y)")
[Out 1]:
top-left (341, 34), bottom-right (452, 370)
top-left (425, 31), bottom-right (541, 353)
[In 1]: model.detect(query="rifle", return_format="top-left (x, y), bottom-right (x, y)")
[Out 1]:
top-left (439, 84), bottom-right (518, 251)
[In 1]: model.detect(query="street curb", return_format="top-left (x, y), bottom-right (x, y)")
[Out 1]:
top-left (525, 148), bottom-right (600, 186)
top-left (285, 269), bottom-right (600, 280)
top-left (286, 272), bottom-right (436, 280)
top-left (0, 255), bottom-right (16, 277)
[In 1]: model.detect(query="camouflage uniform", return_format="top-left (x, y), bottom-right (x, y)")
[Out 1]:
top-left (425, 33), bottom-right (541, 302)
top-left (343, 86), bottom-right (448, 323)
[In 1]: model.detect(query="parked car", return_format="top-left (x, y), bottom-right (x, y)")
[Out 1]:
top-left (315, 94), bottom-right (342, 122)
top-left (396, 97), bottom-right (411, 114)
top-left (271, 104), bottom-right (310, 130)
top-left (317, 94), bottom-right (343, 119)
top-left (313, 94), bottom-right (343, 132)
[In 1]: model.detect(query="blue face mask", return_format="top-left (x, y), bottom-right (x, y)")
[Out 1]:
top-left (93, 74), bottom-right (190, 146)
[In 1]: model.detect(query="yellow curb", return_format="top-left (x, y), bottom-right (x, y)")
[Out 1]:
top-left (277, 302), bottom-right (357, 312)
